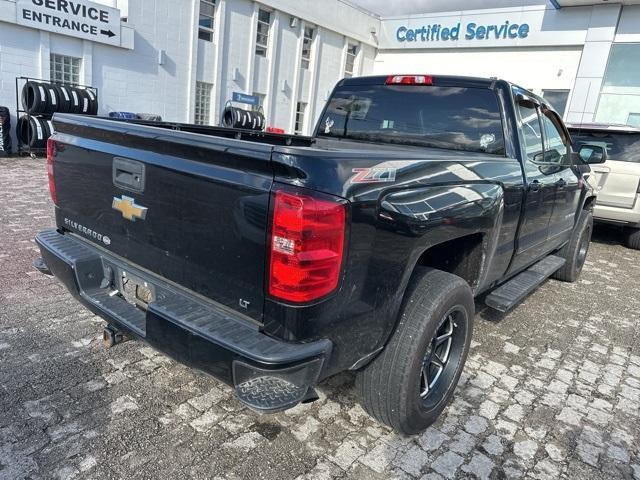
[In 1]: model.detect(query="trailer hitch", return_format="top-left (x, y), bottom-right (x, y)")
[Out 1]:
top-left (103, 324), bottom-right (127, 349)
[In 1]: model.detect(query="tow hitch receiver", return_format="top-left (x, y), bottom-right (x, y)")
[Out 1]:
top-left (103, 324), bottom-right (126, 348)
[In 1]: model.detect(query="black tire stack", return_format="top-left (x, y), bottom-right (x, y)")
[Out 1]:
top-left (17, 80), bottom-right (98, 151)
top-left (0, 107), bottom-right (11, 157)
top-left (221, 106), bottom-right (265, 131)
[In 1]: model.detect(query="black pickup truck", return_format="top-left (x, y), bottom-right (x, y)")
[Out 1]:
top-left (34, 75), bottom-right (606, 435)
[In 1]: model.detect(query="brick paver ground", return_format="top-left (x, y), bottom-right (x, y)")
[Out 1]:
top-left (1, 157), bottom-right (639, 480)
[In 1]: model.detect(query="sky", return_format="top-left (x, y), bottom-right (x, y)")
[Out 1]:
top-left (349, 0), bottom-right (547, 16)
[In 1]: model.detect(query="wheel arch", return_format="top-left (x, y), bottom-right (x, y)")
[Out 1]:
top-left (351, 231), bottom-right (487, 371)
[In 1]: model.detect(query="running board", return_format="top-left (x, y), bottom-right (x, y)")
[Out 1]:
top-left (485, 255), bottom-right (566, 313)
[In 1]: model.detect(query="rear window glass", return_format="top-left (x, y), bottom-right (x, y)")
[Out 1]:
top-left (317, 85), bottom-right (505, 155)
top-left (570, 131), bottom-right (640, 162)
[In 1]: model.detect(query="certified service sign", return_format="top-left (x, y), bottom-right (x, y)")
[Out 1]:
top-left (17, 0), bottom-right (121, 47)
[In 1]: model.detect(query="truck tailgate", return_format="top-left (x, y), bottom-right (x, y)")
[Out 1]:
top-left (51, 115), bottom-right (274, 322)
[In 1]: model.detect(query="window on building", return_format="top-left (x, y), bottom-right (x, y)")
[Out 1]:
top-left (50, 54), bottom-right (81, 85)
top-left (596, 43), bottom-right (640, 125)
top-left (301, 27), bottom-right (314, 69)
top-left (255, 9), bottom-right (271, 57)
top-left (198, 0), bottom-right (216, 41)
top-left (295, 102), bottom-right (307, 135)
top-left (195, 81), bottom-right (213, 125)
top-left (542, 90), bottom-right (570, 118)
top-left (344, 43), bottom-right (358, 78)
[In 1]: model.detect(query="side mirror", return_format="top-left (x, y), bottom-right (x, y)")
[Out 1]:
top-left (578, 144), bottom-right (607, 164)
top-left (516, 93), bottom-right (539, 109)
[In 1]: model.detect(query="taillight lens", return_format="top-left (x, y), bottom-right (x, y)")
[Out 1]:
top-left (385, 75), bottom-right (433, 85)
top-left (46, 137), bottom-right (57, 205)
top-left (268, 188), bottom-right (346, 303)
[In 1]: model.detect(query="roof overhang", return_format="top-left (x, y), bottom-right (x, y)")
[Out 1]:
top-left (552, 0), bottom-right (640, 8)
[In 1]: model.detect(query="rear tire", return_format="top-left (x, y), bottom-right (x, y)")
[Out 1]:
top-left (625, 227), bottom-right (640, 250)
top-left (356, 268), bottom-right (474, 435)
top-left (553, 209), bottom-right (593, 282)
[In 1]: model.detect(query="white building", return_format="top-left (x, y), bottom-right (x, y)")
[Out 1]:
top-left (0, 0), bottom-right (639, 149)
top-left (373, 1), bottom-right (640, 127)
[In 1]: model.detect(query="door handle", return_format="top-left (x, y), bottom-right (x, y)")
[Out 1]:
top-left (113, 157), bottom-right (145, 193)
top-left (555, 178), bottom-right (567, 188)
top-left (529, 180), bottom-right (541, 192)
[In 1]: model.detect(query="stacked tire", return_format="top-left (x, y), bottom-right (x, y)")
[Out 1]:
top-left (16, 116), bottom-right (54, 149)
top-left (221, 106), bottom-right (265, 131)
top-left (0, 106), bottom-right (11, 157)
top-left (21, 81), bottom-right (98, 115)
top-left (18, 80), bottom-right (98, 152)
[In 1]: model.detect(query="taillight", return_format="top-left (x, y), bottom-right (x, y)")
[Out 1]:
top-left (46, 137), bottom-right (57, 205)
top-left (385, 75), bottom-right (433, 85)
top-left (268, 188), bottom-right (346, 303)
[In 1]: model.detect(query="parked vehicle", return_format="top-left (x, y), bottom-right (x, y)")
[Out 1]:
top-left (34, 75), bottom-right (605, 435)
top-left (568, 123), bottom-right (640, 249)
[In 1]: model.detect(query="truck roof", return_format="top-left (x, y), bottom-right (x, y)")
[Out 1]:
top-left (337, 74), bottom-right (558, 117)
top-left (567, 123), bottom-right (640, 133)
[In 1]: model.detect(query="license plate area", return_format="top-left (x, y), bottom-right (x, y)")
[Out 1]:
top-left (114, 267), bottom-right (156, 311)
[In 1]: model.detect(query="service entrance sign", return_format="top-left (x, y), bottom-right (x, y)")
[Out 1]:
top-left (16, 0), bottom-right (121, 47)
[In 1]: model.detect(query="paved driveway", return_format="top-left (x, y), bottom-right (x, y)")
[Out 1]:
top-left (1, 157), bottom-right (639, 480)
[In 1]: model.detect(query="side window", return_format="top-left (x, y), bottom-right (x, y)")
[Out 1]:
top-left (541, 113), bottom-right (569, 164)
top-left (517, 103), bottom-right (543, 162)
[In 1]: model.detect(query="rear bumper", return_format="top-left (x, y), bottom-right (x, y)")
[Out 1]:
top-left (594, 195), bottom-right (640, 227)
top-left (35, 229), bottom-right (332, 412)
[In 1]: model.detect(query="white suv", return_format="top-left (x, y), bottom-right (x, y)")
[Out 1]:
top-left (569, 124), bottom-right (640, 249)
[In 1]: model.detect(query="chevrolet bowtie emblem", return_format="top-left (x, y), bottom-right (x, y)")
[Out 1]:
top-left (112, 195), bottom-right (148, 221)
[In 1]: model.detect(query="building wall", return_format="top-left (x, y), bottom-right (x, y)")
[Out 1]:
top-left (206, 0), bottom-right (377, 134)
top-left (0, 0), bottom-right (378, 150)
top-left (374, 3), bottom-right (631, 123)
top-left (374, 46), bottom-right (583, 95)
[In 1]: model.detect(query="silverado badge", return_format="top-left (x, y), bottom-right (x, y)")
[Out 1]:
top-left (112, 195), bottom-right (148, 221)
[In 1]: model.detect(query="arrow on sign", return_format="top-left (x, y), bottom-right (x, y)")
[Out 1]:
top-left (100, 29), bottom-right (116, 38)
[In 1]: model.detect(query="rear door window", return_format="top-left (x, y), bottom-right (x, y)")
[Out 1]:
top-left (317, 84), bottom-right (505, 155)
top-left (517, 103), bottom-right (543, 162)
top-left (571, 131), bottom-right (640, 162)
top-left (541, 113), bottom-right (569, 165)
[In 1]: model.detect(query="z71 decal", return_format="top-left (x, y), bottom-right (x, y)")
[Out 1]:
top-left (351, 167), bottom-right (397, 184)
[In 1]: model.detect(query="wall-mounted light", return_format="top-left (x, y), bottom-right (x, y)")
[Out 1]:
top-left (282, 80), bottom-right (288, 92)
top-left (370, 26), bottom-right (378, 44)
top-left (234, 68), bottom-right (241, 82)
top-left (289, 17), bottom-right (298, 28)
top-left (158, 49), bottom-right (166, 65)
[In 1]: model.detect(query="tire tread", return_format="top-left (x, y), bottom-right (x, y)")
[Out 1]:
top-left (356, 268), bottom-right (473, 434)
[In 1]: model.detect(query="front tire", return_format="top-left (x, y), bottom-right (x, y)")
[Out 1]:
top-left (356, 268), bottom-right (474, 435)
top-left (624, 227), bottom-right (640, 250)
top-left (553, 209), bottom-right (593, 282)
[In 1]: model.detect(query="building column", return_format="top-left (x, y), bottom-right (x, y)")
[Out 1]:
top-left (565, 4), bottom-right (621, 123)
top-left (82, 40), bottom-right (93, 87)
top-left (186, 0), bottom-right (199, 123)
top-left (306, 27), bottom-right (323, 135)
top-left (265, 11), bottom-right (281, 127)
top-left (288, 20), bottom-right (304, 133)
top-left (38, 31), bottom-right (50, 81)
top-left (212, 0), bottom-right (228, 124)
